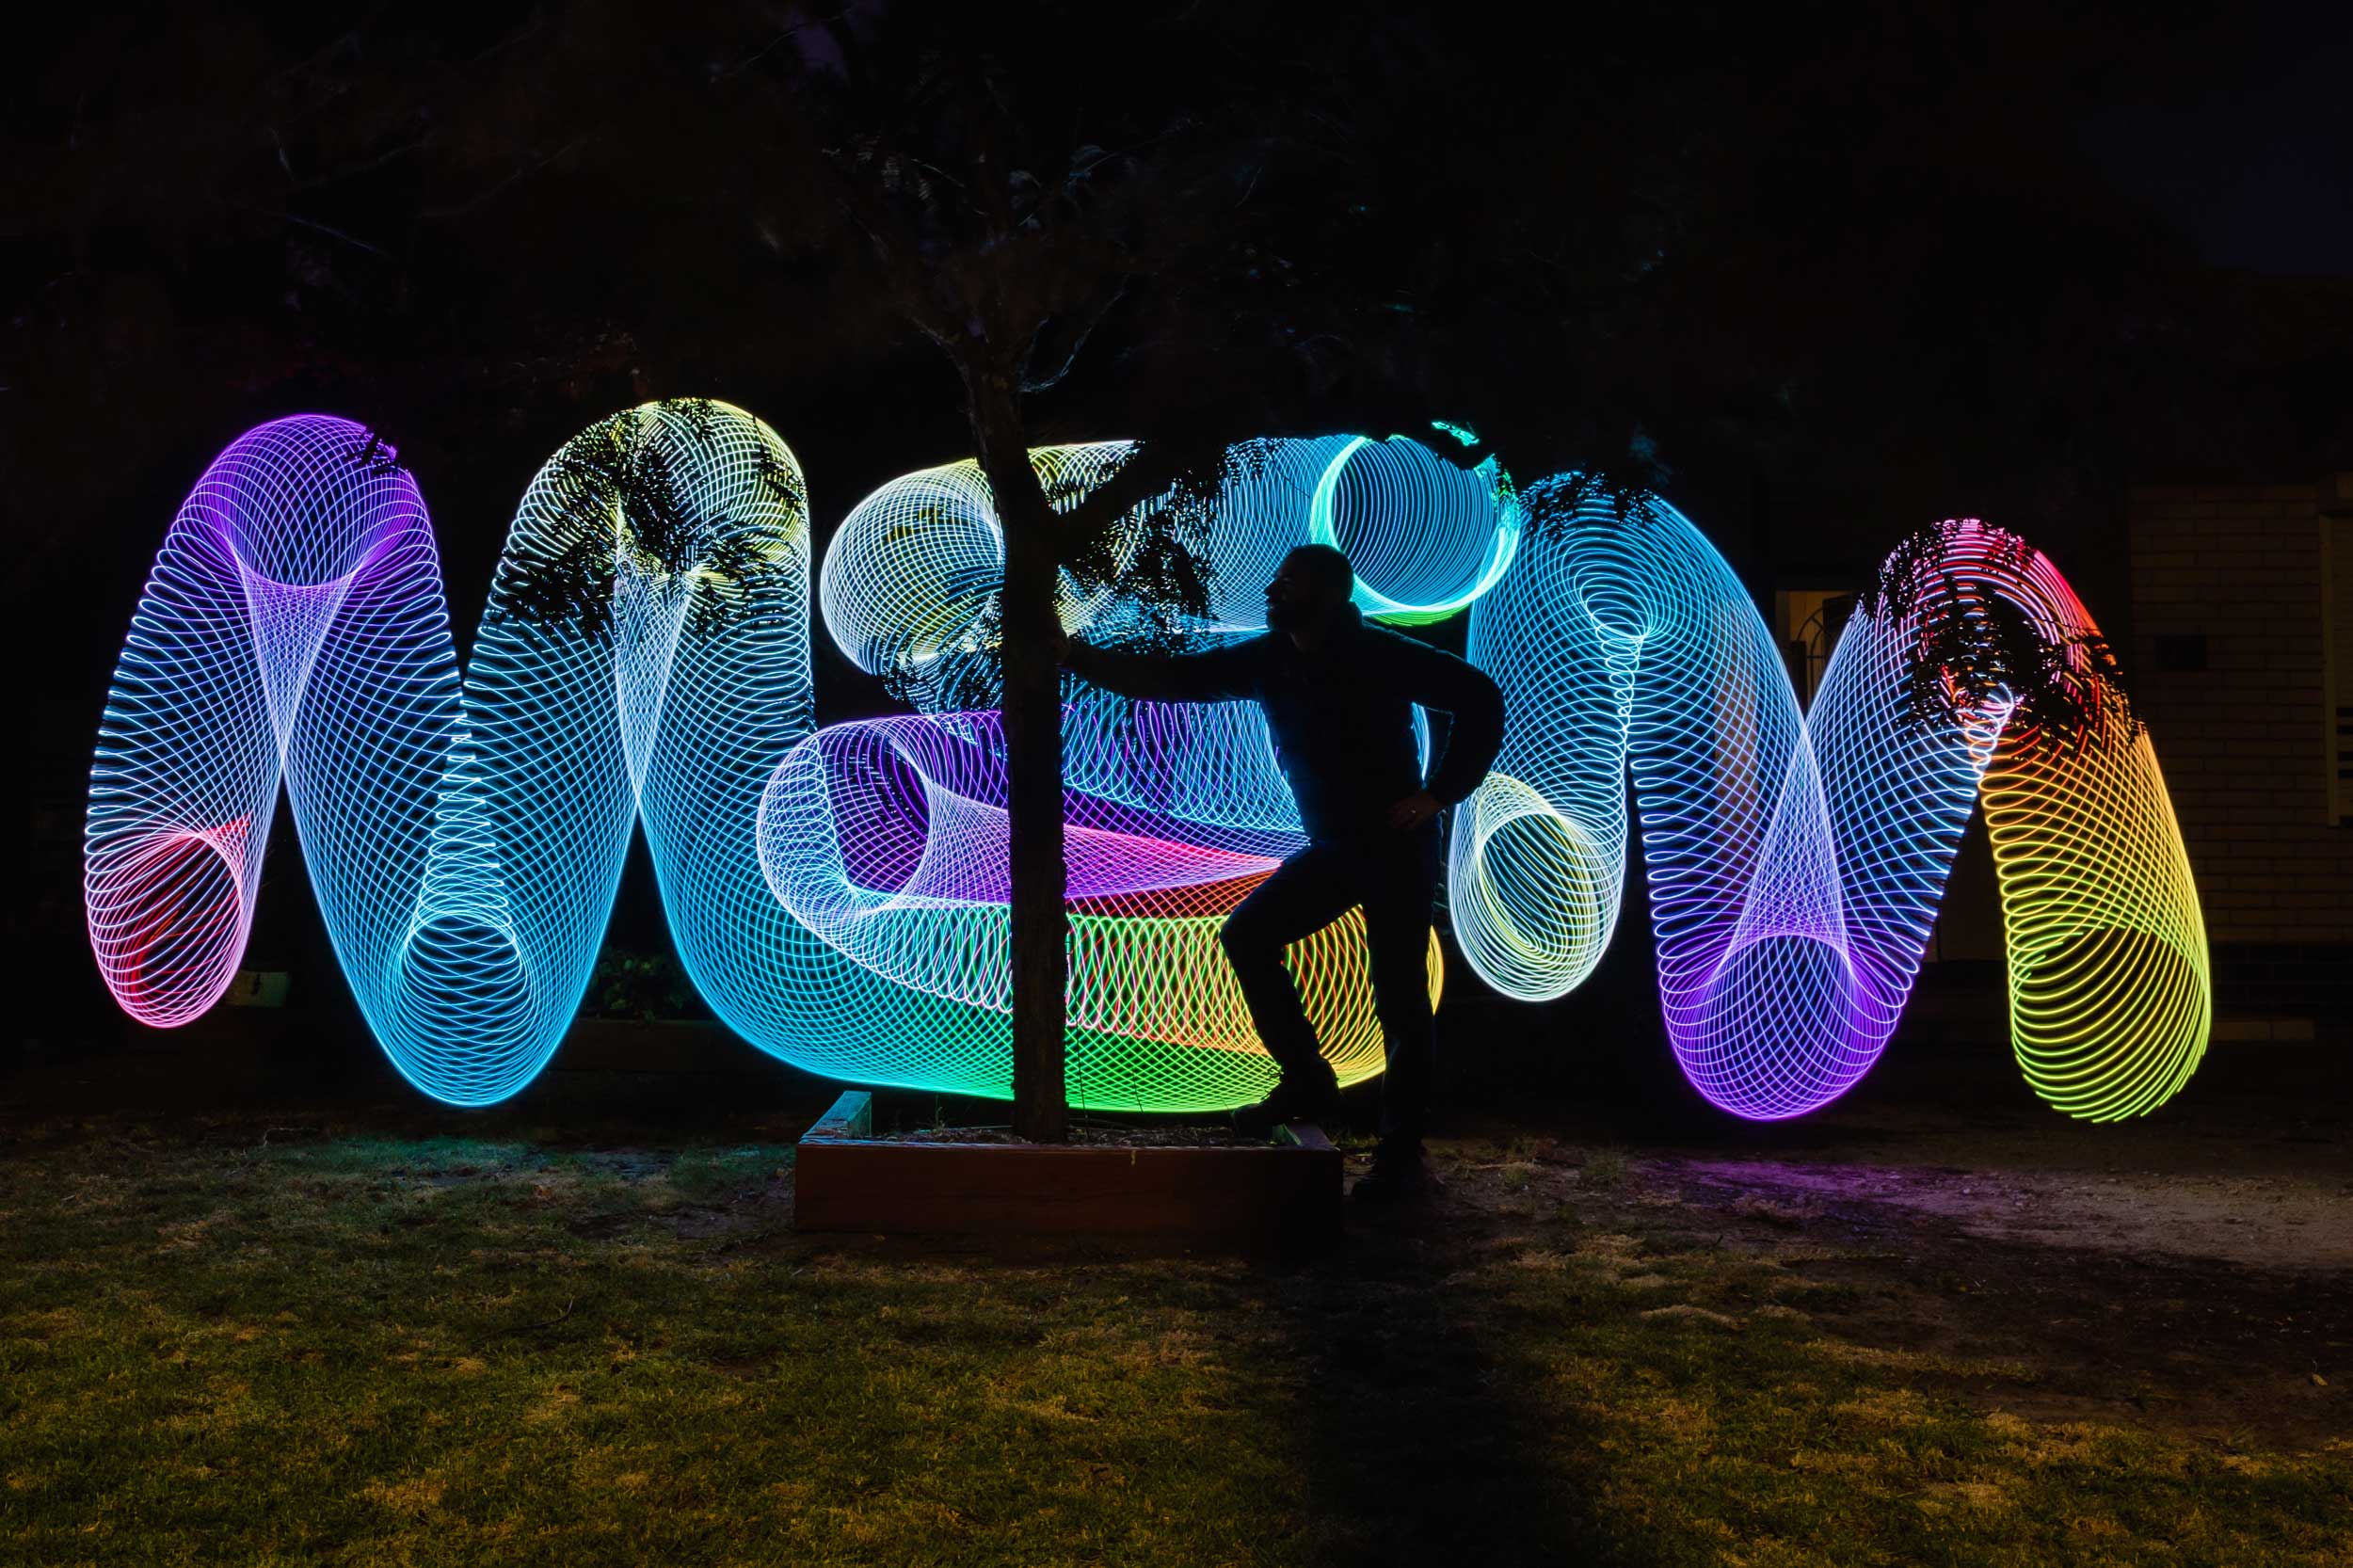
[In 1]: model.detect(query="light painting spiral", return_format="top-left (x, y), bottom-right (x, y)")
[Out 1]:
top-left (87, 406), bottom-right (2208, 1119)
top-left (1453, 490), bottom-right (2209, 1121)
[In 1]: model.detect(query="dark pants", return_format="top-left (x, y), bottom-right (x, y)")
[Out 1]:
top-left (1218, 826), bottom-right (1440, 1152)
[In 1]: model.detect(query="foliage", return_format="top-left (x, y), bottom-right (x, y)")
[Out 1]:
top-left (884, 438), bottom-right (1267, 715)
top-left (1516, 469), bottom-right (1668, 536)
top-left (12, 0), bottom-right (2344, 584)
top-left (1057, 440), bottom-right (1260, 637)
top-left (494, 399), bottom-right (805, 642)
top-left (578, 945), bottom-right (710, 1023)
top-left (1861, 520), bottom-right (2142, 757)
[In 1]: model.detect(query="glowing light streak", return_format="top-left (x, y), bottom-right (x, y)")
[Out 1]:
top-left (1453, 496), bottom-right (2208, 1120)
top-left (90, 408), bottom-right (2207, 1121)
top-left (85, 409), bottom-right (1440, 1112)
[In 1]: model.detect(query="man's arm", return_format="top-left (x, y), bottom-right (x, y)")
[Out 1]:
top-left (1063, 634), bottom-right (1263, 704)
top-left (1394, 639), bottom-right (1507, 807)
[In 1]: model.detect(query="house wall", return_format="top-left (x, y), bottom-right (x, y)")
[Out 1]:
top-left (2127, 476), bottom-right (2353, 1017)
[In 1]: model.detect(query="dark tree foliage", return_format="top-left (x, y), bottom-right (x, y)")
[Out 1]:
top-left (493, 397), bottom-right (805, 642)
top-left (581, 946), bottom-right (712, 1023)
top-left (1517, 469), bottom-right (1668, 535)
top-left (760, 2), bottom-right (1511, 1137)
top-left (1860, 520), bottom-right (2141, 757)
top-left (882, 437), bottom-right (1261, 726)
top-left (1057, 444), bottom-right (1257, 637)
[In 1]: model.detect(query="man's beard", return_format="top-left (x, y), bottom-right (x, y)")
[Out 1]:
top-left (1266, 598), bottom-right (1308, 632)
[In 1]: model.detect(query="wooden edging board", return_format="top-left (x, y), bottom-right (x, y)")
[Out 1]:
top-left (794, 1091), bottom-right (1341, 1255)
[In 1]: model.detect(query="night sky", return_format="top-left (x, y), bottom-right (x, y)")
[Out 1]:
top-left (2077, 8), bottom-right (2353, 275)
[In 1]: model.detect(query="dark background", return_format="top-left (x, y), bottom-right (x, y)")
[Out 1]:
top-left (6, 0), bottom-right (2349, 1099)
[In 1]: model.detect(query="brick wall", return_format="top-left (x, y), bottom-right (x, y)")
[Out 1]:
top-left (2127, 480), bottom-right (2353, 971)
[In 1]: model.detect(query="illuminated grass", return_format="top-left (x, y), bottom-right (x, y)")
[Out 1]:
top-left (1, 1115), bottom-right (2343, 1567)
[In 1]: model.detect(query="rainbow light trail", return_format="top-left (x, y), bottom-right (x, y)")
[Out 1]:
top-left (1454, 489), bottom-right (2209, 1121)
top-left (88, 406), bottom-right (2208, 1119)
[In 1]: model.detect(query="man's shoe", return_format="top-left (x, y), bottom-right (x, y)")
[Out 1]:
top-left (1351, 1154), bottom-right (1438, 1206)
top-left (1230, 1072), bottom-right (1342, 1139)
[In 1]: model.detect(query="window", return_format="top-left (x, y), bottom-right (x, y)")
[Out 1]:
top-left (1774, 587), bottom-right (1856, 710)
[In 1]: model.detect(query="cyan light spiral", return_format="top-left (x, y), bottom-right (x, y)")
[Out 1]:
top-left (87, 405), bottom-right (814, 1105)
top-left (88, 408), bottom-right (2208, 1119)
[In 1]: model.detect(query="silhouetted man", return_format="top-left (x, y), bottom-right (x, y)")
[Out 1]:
top-left (1061, 543), bottom-right (1505, 1200)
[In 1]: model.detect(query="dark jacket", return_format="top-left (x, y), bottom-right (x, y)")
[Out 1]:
top-left (1065, 604), bottom-right (1507, 843)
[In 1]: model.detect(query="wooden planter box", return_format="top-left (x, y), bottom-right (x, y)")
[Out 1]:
top-left (794, 1092), bottom-right (1342, 1256)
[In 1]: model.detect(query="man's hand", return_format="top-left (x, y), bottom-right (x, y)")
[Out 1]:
top-left (1387, 790), bottom-right (1440, 831)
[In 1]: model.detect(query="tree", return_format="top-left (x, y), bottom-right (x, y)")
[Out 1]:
top-left (493, 397), bottom-right (807, 641)
top-left (771, 9), bottom-right (1337, 1140)
top-left (759, 1), bottom-right (1631, 1137)
top-left (1859, 519), bottom-right (2141, 755)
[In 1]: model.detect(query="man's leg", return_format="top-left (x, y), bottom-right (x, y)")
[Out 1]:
top-left (1219, 844), bottom-right (1357, 1102)
top-left (1357, 826), bottom-right (1443, 1169)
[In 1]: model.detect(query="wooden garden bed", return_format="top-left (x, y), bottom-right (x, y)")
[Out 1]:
top-left (794, 1091), bottom-right (1341, 1255)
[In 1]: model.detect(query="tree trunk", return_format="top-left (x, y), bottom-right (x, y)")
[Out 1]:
top-left (965, 364), bottom-right (1070, 1143)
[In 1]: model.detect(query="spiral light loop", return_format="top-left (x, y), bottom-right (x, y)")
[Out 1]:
top-left (88, 406), bottom-right (809, 1104)
top-left (1457, 493), bottom-right (2209, 1120)
top-left (89, 407), bottom-right (2207, 1119)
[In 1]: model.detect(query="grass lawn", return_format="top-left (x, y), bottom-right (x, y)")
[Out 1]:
top-left (2, 1085), bottom-right (2348, 1566)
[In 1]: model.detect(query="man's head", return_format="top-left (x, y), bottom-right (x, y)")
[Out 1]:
top-left (1266, 544), bottom-right (1355, 635)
